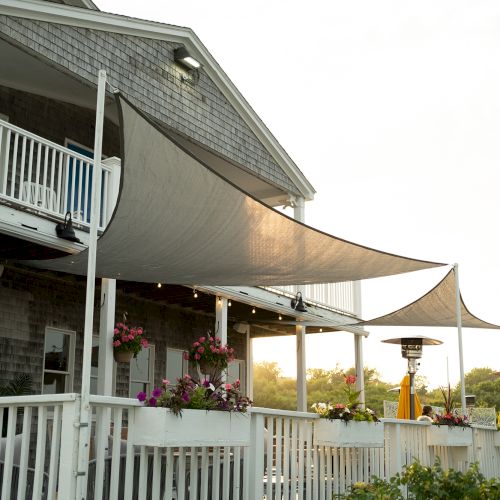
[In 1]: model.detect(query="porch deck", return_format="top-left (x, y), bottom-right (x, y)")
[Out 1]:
top-left (1, 394), bottom-right (499, 499)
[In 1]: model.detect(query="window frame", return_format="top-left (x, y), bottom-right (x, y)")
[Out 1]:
top-left (42, 327), bottom-right (76, 394)
top-left (129, 344), bottom-right (155, 398)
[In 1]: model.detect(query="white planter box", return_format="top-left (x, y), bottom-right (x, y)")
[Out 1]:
top-left (130, 407), bottom-right (251, 447)
top-left (494, 432), bottom-right (500, 447)
top-left (313, 419), bottom-right (384, 448)
top-left (427, 426), bottom-right (473, 447)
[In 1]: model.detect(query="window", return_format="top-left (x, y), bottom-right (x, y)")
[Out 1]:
top-left (166, 348), bottom-right (189, 384)
top-left (129, 345), bottom-right (155, 397)
top-left (43, 328), bottom-right (75, 394)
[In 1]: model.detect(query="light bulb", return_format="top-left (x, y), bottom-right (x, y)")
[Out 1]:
top-left (252, 307), bottom-right (256, 314)
top-left (278, 314), bottom-right (282, 320)
top-left (193, 289), bottom-right (198, 298)
top-left (228, 300), bottom-right (232, 307)
top-left (319, 328), bottom-right (323, 332)
top-left (157, 283), bottom-right (162, 288)
top-left (217, 296), bottom-right (222, 305)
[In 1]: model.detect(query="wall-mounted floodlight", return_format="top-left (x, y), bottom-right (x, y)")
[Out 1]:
top-left (174, 46), bottom-right (201, 70)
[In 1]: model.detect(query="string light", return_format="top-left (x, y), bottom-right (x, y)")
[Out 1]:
top-left (252, 307), bottom-right (256, 314)
top-left (228, 299), bottom-right (232, 307)
top-left (217, 296), bottom-right (222, 305)
top-left (157, 283), bottom-right (162, 288)
top-left (193, 289), bottom-right (198, 298)
top-left (319, 328), bottom-right (323, 333)
top-left (278, 314), bottom-right (282, 320)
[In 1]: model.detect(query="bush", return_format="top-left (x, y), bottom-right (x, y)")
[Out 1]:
top-left (337, 460), bottom-right (500, 499)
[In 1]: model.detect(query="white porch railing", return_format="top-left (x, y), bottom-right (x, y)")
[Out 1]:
top-left (0, 119), bottom-right (120, 230)
top-left (1, 395), bottom-right (500, 499)
top-left (266, 282), bottom-right (358, 316)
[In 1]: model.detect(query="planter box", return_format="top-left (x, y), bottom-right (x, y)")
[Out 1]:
top-left (130, 407), bottom-right (250, 447)
top-left (313, 419), bottom-right (384, 448)
top-left (427, 425), bottom-right (473, 447)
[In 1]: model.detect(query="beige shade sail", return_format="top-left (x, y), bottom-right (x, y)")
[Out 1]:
top-left (358, 268), bottom-right (500, 329)
top-left (28, 95), bottom-right (445, 286)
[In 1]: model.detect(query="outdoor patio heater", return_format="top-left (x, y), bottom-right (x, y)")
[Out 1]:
top-left (382, 336), bottom-right (442, 419)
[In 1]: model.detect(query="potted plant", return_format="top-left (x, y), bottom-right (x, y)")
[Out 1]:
top-left (132, 376), bottom-right (252, 446)
top-left (183, 333), bottom-right (235, 385)
top-left (112, 322), bottom-right (148, 362)
top-left (312, 374), bottom-right (383, 448)
top-left (427, 385), bottom-right (472, 447)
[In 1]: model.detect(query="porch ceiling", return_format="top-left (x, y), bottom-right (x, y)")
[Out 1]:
top-left (26, 95), bottom-right (445, 286)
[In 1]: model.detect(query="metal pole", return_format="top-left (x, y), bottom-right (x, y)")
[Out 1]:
top-left (76, 69), bottom-right (106, 498)
top-left (454, 263), bottom-right (467, 414)
top-left (409, 369), bottom-right (415, 420)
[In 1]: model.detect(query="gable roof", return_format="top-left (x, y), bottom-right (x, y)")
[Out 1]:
top-left (0, 0), bottom-right (316, 201)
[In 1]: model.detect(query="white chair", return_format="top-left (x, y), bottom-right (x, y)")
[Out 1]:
top-left (21, 181), bottom-right (57, 212)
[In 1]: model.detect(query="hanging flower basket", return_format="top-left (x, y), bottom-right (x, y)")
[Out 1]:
top-left (313, 419), bottom-right (384, 448)
top-left (130, 407), bottom-right (251, 447)
top-left (427, 425), bottom-right (473, 447)
top-left (113, 350), bottom-right (133, 363)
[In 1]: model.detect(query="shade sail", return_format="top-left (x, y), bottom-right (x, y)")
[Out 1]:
top-left (28, 95), bottom-right (445, 286)
top-left (358, 269), bottom-right (500, 329)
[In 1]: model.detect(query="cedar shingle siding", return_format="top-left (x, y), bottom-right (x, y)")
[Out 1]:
top-left (0, 15), bottom-right (298, 195)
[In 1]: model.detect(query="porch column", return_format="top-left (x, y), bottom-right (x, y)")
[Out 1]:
top-left (352, 280), bottom-right (365, 406)
top-left (98, 278), bottom-right (116, 396)
top-left (296, 324), bottom-right (307, 411)
top-left (245, 325), bottom-right (254, 400)
top-left (354, 333), bottom-right (365, 407)
top-left (294, 197), bottom-right (307, 412)
top-left (215, 296), bottom-right (228, 383)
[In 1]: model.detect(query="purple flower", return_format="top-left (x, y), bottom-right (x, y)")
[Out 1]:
top-left (182, 392), bottom-right (190, 403)
top-left (148, 397), bottom-right (157, 407)
top-left (136, 391), bottom-right (147, 402)
top-left (151, 387), bottom-right (162, 398)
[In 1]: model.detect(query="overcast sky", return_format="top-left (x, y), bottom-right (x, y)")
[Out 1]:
top-left (98, 0), bottom-right (500, 389)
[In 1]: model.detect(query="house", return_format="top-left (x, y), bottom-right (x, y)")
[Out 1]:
top-left (4, 2), bottom-right (496, 499)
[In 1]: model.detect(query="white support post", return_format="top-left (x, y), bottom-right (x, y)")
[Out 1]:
top-left (454, 263), bottom-right (467, 414)
top-left (98, 278), bottom-right (116, 396)
top-left (245, 325), bottom-right (253, 400)
top-left (293, 197), bottom-right (307, 412)
top-left (296, 324), bottom-right (307, 412)
top-left (354, 333), bottom-right (365, 407)
top-left (76, 69), bottom-right (106, 498)
top-left (216, 296), bottom-right (228, 383)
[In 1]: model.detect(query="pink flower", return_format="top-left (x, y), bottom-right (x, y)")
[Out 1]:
top-left (162, 378), bottom-right (170, 386)
top-left (116, 322), bottom-right (123, 328)
top-left (215, 337), bottom-right (221, 342)
top-left (209, 337), bottom-right (214, 342)
top-left (225, 383), bottom-right (232, 390)
top-left (210, 345), bottom-right (216, 352)
top-left (141, 338), bottom-right (149, 348)
top-left (345, 375), bottom-right (357, 385)
top-left (128, 334), bottom-right (134, 341)
top-left (197, 346), bottom-right (204, 354)
top-left (193, 342), bottom-right (200, 347)
top-left (199, 336), bottom-right (206, 343)
top-left (121, 334), bottom-right (128, 342)
top-left (194, 353), bottom-right (201, 360)
top-left (114, 328), bottom-right (119, 334)
top-left (184, 374), bottom-right (192, 379)
top-left (234, 379), bottom-right (240, 388)
top-left (335, 403), bottom-right (346, 409)
top-left (113, 340), bottom-right (121, 347)
top-left (137, 328), bottom-right (143, 335)
top-left (183, 351), bottom-right (189, 360)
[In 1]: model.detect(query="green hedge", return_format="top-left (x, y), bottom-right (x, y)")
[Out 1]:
top-left (337, 460), bottom-right (500, 499)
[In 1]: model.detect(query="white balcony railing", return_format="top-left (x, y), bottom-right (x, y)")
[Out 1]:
top-left (0, 119), bottom-right (120, 231)
top-left (2, 395), bottom-right (499, 499)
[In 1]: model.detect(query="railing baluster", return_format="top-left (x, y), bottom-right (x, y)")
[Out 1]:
top-left (283, 417), bottom-right (290, 500)
top-left (26, 139), bottom-right (34, 201)
top-left (110, 407), bottom-right (123, 500)
top-left (42, 145), bottom-right (49, 209)
top-left (1, 128), bottom-right (11, 195)
top-left (49, 148), bottom-right (56, 212)
top-left (56, 151), bottom-right (64, 213)
top-left (1, 406), bottom-right (17, 500)
top-left (177, 447), bottom-right (186, 500)
top-left (189, 446), bottom-right (198, 500)
top-left (83, 160), bottom-right (90, 223)
top-left (47, 404), bottom-right (62, 499)
top-left (212, 445), bottom-right (221, 500)
top-left (152, 447), bottom-right (161, 499)
top-left (34, 142), bottom-right (41, 206)
top-left (233, 446), bottom-right (242, 500)
top-left (163, 447), bottom-right (174, 500)
top-left (18, 135), bottom-right (26, 202)
top-left (138, 446), bottom-right (147, 500)
top-left (16, 406), bottom-right (32, 500)
top-left (9, 131), bottom-right (19, 198)
top-left (199, 446), bottom-right (209, 499)
top-left (33, 405), bottom-right (48, 499)
top-left (275, 418), bottom-right (283, 500)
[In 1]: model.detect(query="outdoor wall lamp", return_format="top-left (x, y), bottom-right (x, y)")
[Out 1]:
top-left (174, 46), bottom-right (201, 70)
top-left (291, 292), bottom-right (307, 313)
top-left (382, 335), bottom-right (442, 420)
top-left (55, 212), bottom-right (80, 243)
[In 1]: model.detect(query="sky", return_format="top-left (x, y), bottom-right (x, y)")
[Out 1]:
top-left (98, 0), bottom-right (500, 389)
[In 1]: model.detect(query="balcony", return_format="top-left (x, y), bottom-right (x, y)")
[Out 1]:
top-left (0, 394), bottom-right (499, 499)
top-left (0, 118), bottom-right (120, 249)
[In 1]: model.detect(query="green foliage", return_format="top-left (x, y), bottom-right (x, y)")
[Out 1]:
top-left (0, 373), bottom-right (33, 397)
top-left (338, 460), bottom-right (500, 499)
